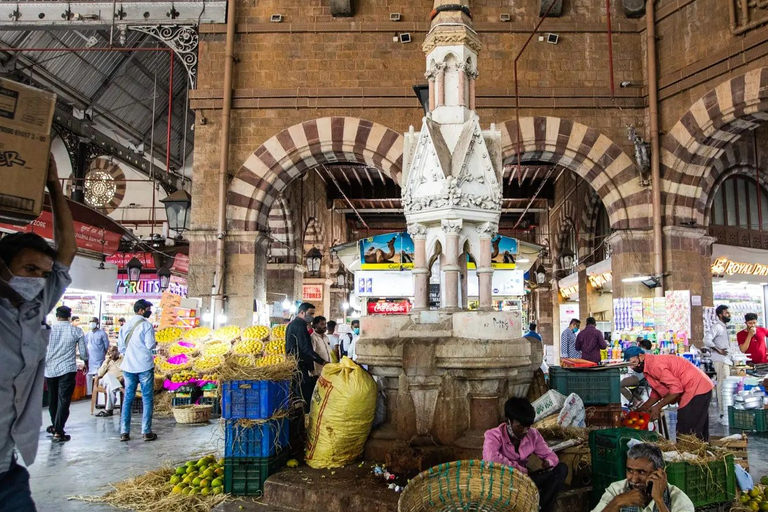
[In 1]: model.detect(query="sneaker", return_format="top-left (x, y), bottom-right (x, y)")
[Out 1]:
top-left (120, 433), bottom-right (130, 442)
top-left (143, 433), bottom-right (158, 442)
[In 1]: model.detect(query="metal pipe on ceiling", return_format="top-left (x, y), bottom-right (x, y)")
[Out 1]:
top-left (647, 0), bottom-right (664, 297)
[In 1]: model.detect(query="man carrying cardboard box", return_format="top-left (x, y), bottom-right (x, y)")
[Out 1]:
top-left (0, 155), bottom-right (77, 511)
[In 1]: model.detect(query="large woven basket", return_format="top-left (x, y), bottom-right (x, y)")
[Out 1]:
top-left (172, 404), bottom-right (213, 424)
top-left (398, 460), bottom-right (539, 512)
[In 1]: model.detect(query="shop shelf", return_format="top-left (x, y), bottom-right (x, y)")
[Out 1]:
top-left (550, 367), bottom-right (622, 405)
top-left (223, 451), bottom-right (289, 496)
top-left (222, 380), bottom-right (290, 420)
top-left (589, 427), bottom-right (659, 499)
top-left (666, 455), bottom-right (736, 508)
top-left (224, 418), bottom-right (289, 458)
top-left (728, 406), bottom-right (768, 432)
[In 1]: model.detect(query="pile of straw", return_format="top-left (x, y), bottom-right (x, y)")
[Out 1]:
top-left (537, 425), bottom-right (593, 443)
top-left (154, 392), bottom-right (173, 417)
top-left (656, 434), bottom-right (733, 465)
top-left (70, 466), bottom-right (227, 512)
top-left (217, 354), bottom-right (299, 382)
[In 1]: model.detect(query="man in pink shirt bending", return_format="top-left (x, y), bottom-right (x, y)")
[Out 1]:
top-left (483, 397), bottom-right (568, 512)
top-left (624, 346), bottom-right (714, 441)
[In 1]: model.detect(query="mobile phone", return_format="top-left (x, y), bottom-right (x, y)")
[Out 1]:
top-left (646, 482), bottom-right (653, 497)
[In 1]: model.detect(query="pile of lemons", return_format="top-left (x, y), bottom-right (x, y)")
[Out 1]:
top-left (265, 339), bottom-right (285, 355)
top-left (170, 370), bottom-right (197, 383)
top-left (169, 343), bottom-right (197, 356)
top-left (243, 325), bottom-right (270, 340)
top-left (270, 324), bottom-right (287, 341)
top-left (232, 339), bottom-right (264, 355)
top-left (183, 327), bottom-right (213, 342)
top-left (156, 327), bottom-right (183, 344)
top-left (170, 455), bottom-right (225, 496)
top-left (203, 341), bottom-right (231, 357)
top-left (193, 355), bottom-right (224, 373)
top-left (212, 325), bottom-right (241, 342)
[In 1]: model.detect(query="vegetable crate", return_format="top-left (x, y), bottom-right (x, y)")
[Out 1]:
top-left (666, 455), bottom-right (736, 508)
top-left (222, 380), bottom-right (290, 420)
top-left (200, 396), bottom-right (221, 418)
top-left (590, 428), bottom-right (660, 505)
top-left (585, 404), bottom-right (624, 428)
top-left (549, 367), bottom-right (622, 405)
top-left (223, 451), bottom-right (289, 496)
top-left (224, 418), bottom-right (289, 458)
top-left (171, 396), bottom-right (192, 407)
top-left (728, 406), bottom-right (768, 432)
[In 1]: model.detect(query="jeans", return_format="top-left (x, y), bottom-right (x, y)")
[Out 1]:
top-left (47, 371), bottom-right (77, 435)
top-left (529, 462), bottom-right (568, 512)
top-left (120, 369), bottom-right (154, 435)
top-left (0, 459), bottom-right (37, 512)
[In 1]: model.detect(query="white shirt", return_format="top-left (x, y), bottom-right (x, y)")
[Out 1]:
top-left (704, 319), bottom-right (732, 365)
top-left (327, 333), bottom-right (340, 350)
top-left (592, 479), bottom-right (694, 512)
top-left (118, 315), bottom-right (156, 374)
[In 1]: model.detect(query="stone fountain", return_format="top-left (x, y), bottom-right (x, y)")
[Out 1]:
top-left (355, 0), bottom-right (542, 471)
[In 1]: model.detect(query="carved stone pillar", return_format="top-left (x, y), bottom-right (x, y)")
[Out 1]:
top-left (457, 64), bottom-right (466, 107)
top-left (468, 70), bottom-right (478, 111)
top-left (441, 219), bottom-right (462, 311)
top-left (409, 223), bottom-right (429, 311)
top-left (425, 69), bottom-right (436, 112)
top-left (477, 222), bottom-right (497, 311)
top-left (436, 63), bottom-right (446, 107)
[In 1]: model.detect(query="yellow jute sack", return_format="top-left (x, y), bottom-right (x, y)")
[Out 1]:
top-left (305, 356), bottom-right (377, 469)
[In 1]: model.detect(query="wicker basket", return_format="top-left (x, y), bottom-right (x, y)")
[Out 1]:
top-left (154, 376), bottom-right (165, 392)
top-left (172, 404), bottom-right (213, 424)
top-left (398, 460), bottom-right (539, 512)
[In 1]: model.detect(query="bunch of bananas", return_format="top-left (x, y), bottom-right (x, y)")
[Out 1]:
top-left (212, 325), bottom-right (241, 342)
top-left (193, 355), bottom-right (224, 373)
top-left (243, 325), bottom-right (270, 340)
top-left (232, 339), bottom-right (264, 355)
top-left (203, 341), bottom-right (231, 357)
top-left (169, 343), bottom-right (197, 356)
top-left (265, 339), bottom-right (285, 355)
top-left (170, 370), bottom-right (198, 383)
top-left (271, 325), bottom-right (287, 341)
top-left (235, 355), bottom-right (257, 367)
top-left (200, 373), bottom-right (219, 382)
top-left (183, 327), bottom-right (212, 341)
top-left (156, 327), bottom-right (183, 344)
top-left (257, 353), bottom-right (286, 367)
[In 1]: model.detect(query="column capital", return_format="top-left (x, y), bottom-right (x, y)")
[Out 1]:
top-left (662, 226), bottom-right (717, 248)
top-left (441, 219), bottom-right (463, 235)
top-left (407, 223), bottom-right (429, 239)
top-left (475, 222), bottom-right (498, 239)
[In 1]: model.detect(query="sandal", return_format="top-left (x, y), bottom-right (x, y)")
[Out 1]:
top-left (45, 426), bottom-right (55, 435)
top-left (52, 434), bottom-right (71, 442)
top-left (95, 410), bottom-right (113, 417)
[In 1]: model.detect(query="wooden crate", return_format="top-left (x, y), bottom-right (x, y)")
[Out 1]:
top-left (710, 435), bottom-right (749, 472)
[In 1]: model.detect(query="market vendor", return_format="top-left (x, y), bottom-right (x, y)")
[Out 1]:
top-left (620, 339), bottom-right (653, 406)
top-left (623, 346), bottom-right (714, 440)
top-left (483, 397), bottom-right (568, 512)
top-left (592, 443), bottom-right (694, 512)
top-left (95, 346), bottom-right (124, 417)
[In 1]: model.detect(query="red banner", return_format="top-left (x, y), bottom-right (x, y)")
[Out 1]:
top-left (367, 299), bottom-right (411, 315)
top-left (171, 253), bottom-right (189, 274)
top-left (106, 252), bottom-right (156, 269)
top-left (0, 210), bottom-right (122, 255)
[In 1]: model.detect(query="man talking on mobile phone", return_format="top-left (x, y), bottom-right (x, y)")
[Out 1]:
top-left (592, 443), bottom-right (694, 512)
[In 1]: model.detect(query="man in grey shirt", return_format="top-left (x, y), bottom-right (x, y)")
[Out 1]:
top-left (703, 305), bottom-right (732, 425)
top-left (0, 156), bottom-right (76, 512)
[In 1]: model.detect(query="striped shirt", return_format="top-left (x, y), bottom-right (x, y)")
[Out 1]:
top-left (45, 321), bottom-right (86, 378)
top-left (560, 328), bottom-right (581, 359)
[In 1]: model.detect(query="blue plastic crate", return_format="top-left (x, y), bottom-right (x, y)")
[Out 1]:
top-left (222, 380), bottom-right (290, 420)
top-left (224, 418), bottom-right (290, 457)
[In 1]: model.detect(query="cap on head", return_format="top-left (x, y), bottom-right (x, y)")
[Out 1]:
top-left (624, 345), bottom-right (645, 361)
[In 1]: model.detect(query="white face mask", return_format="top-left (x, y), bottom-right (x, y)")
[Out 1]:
top-left (89, 322), bottom-right (98, 330)
top-left (8, 275), bottom-right (46, 301)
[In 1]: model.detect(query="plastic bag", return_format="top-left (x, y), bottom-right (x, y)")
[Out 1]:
top-left (557, 393), bottom-right (586, 428)
top-left (532, 389), bottom-right (567, 422)
top-left (305, 356), bottom-right (377, 468)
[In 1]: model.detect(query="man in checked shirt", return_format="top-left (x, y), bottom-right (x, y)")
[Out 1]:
top-left (44, 305), bottom-right (87, 443)
top-left (0, 155), bottom-right (76, 512)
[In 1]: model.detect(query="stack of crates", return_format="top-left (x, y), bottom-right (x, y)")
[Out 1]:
top-left (222, 380), bottom-right (291, 496)
top-left (665, 455), bottom-right (736, 508)
top-left (550, 367), bottom-right (623, 428)
top-left (590, 428), bottom-right (659, 506)
top-left (201, 383), bottom-right (222, 418)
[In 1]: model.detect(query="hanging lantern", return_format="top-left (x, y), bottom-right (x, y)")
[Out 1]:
top-left (305, 247), bottom-right (322, 277)
top-left (559, 249), bottom-right (575, 270)
top-left (160, 190), bottom-right (192, 237)
top-left (534, 265), bottom-right (547, 285)
top-left (335, 266), bottom-right (347, 288)
top-left (157, 266), bottom-right (172, 291)
top-left (126, 257), bottom-right (143, 284)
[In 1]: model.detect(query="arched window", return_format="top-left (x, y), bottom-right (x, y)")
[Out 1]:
top-left (710, 175), bottom-right (768, 230)
top-left (594, 202), bottom-right (611, 261)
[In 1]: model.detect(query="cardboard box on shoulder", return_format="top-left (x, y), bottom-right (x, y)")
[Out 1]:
top-left (0, 78), bottom-right (56, 225)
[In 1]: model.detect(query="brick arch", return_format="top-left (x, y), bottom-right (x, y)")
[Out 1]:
top-left (662, 67), bottom-right (768, 225)
top-left (228, 117), bottom-right (404, 232)
top-left (267, 196), bottom-right (297, 263)
top-left (579, 188), bottom-right (603, 260)
top-left (500, 116), bottom-right (645, 230)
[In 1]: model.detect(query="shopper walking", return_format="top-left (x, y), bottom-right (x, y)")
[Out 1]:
top-left (703, 305), bottom-right (732, 425)
top-left (84, 317), bottom-right (109, 396)
top-left (118, 299), bottom-right (158, 442)
top-left (0, 155), bottom-right (76, 512)
top-left (45, 305), bottom-right (87, 442)
top-left (624, 347), bottom-right (714, 441)
top-left (575, 317), bottom-right (607, 364)
top-left (738, 313), bottom-right (767, 365)
top-left (286, 302), bottom-right (325, 412)
top-left (560, 318), bottom-right (581, 359)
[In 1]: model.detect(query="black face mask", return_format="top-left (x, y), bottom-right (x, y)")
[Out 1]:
top-left (142, 310), bottom-right (152, 319)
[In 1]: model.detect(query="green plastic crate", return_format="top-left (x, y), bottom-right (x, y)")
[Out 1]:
top-left (590, 428), bottom-right (660, 505)
top-left (550, 367), bottom-right (622, 405)
top-left (223, 451), bottom-right (288, 496)
top-left (728, 406), bottom-right (768, 432)
top-left (666, 455), bottom-right (736, 508)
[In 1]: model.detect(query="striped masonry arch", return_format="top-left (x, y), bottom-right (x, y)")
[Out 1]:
top-left (662, 67), bottom-right (768, 226)
top-left (579, 188), bottom-right (603, 259)
top-left (500, 116), bottom-right (647, 230)
top-left (703, 146), bottom-right (768, 224)
top-left (228, 117), bottom-right (404, 233)
top-left (267, 196), bottom-right (296, 263)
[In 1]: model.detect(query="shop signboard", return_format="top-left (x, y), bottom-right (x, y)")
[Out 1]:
top-left (467, 236), bottom-right (518, 269)
top-left (367, 299), bottom-right (411, 315)
top-left (107, 252), bottom-right (156, 269)
top-left (302, 284), bottom-right (323, 301)
top-left (355, 270), bottom-right (414, 297)
top-left (712, 257), bottom-right (768, 277)
top-left (115, 273), bottom-right (187, 298)
top-left (0, 209), bottom-right (122, 254)
top-left (172, 253), bottom-right (189, 274)
top-left (466, 269), bottom-right (526, 297)
top-left (359, 232), bottom-right (415, 270)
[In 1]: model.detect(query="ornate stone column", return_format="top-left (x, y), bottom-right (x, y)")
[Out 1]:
top-left (409, 223), bottom-right (429, 311)
top-left (468, 70), bottom-right (478, 111)
top-left (457, 63), bottom-right (466, 107)
top-left (476, 222), bottom-right (497, 311)
top-left (441, 219), bottom-right (462, 311)
top-left (425, 68), bottom-right (436, 112)
top-left (435, 63), bottom-right (446, 108)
